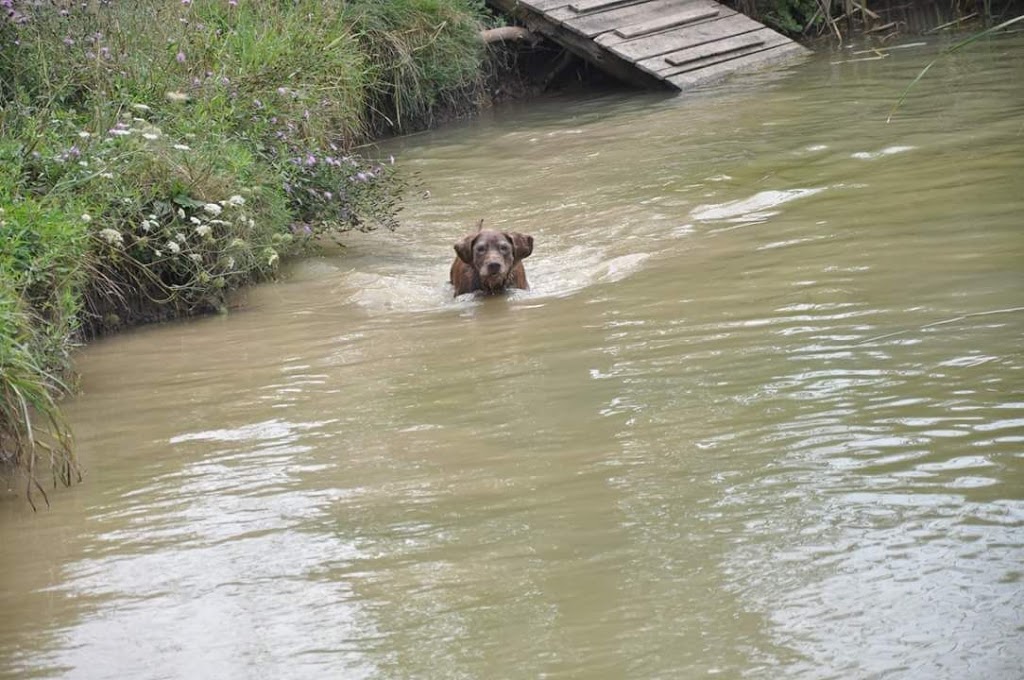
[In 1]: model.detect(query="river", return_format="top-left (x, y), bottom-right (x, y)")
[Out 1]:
top-left (2, 34), bottom-right (1022, 679)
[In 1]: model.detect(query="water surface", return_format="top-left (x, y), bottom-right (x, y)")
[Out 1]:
top-left (2, 34), bottom-right (1023, 679)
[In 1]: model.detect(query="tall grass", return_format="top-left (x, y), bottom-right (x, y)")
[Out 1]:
top-left (1, 0), bottom-right (489, 504)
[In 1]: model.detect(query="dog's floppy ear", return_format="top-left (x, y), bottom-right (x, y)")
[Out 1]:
top-left (454, 233), bottom-right (477, 264)
top-left (505, 232), bottom-right (534, 260)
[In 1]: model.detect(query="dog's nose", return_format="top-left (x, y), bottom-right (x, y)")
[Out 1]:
top-left (486, 262), bottom-right (501, 274)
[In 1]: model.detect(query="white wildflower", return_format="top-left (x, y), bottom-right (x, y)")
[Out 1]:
top-left (166, 241), bottom-right (181, 254)
top-left (175, 232), bottom-right (186, 243)
top-left (132, 103), bottom-right (151, 112)
top-left (195, 224), bottom-right (212, 237)
top-left (100, 172), bottom-right (114, 179)
top-left (109, 128), bottom-right (132, 137)
top-left (78, 131), bottom-right (92, 138)
top-left (208, 219), bottom-right (230, 226)
top-left (190, 216), bottom-right (202, 225)
top-left (148, 213), bottom-right (157, 220)
top-left (98, 228), bottom-right (122, 246)
top-left (154, 249), bottom-right (163, 257)
top-left (247, 218), bottom-right (255, 228)
top-left (202, 203), bottom-right (222, 216)
top-left (224, 256), bottom-right (236, 270)
top-left (140, 220), bottom-right (154, 232)
top-left (142, 133), bottom-right (160, 141)
top-left (266, 248), bottom-right (279, 267)
top-left (81, 214), bottom-right (92, 223)
top-left (226, 195), bottom-right (245, 207)
top-left (189, 253), bottom-right (203, 263)
top-left (177, 208), bottom-right (186, 220)
top-left (165, 91), bottom-right (190, 104)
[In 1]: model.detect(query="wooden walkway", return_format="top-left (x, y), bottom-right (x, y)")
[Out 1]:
top-left (486, 0), bottom-right (810, 90)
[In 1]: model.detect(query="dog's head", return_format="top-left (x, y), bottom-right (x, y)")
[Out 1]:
top-left (454, 225), bottom-right (533, 291)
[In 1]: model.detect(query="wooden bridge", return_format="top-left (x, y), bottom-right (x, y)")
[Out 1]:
top-left (486, 0), bottom-right (810, 90)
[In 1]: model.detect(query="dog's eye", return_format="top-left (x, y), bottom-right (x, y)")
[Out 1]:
top-left (499, 243), bottom-right (510, 253)
top-left (475, 244), bottom-right (486, 253)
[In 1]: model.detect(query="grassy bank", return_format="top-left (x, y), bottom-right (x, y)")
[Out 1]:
top-left (1, 0), bottom-right (489, 504)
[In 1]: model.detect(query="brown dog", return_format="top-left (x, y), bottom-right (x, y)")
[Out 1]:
top-left (450, 221), bottom-right (534, 296)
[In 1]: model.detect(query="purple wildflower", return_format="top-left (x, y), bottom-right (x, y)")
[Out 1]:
top-left (176, 51), bottom-right (186, 64)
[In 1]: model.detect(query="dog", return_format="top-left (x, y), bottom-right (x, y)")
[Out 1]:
top-left (450, 220), bottom-right (534, 296)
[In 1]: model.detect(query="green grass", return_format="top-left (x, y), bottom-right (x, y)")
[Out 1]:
top-left (0, 0), bottom-right (489, 504)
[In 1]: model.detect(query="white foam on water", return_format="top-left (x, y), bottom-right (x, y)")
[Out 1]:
top-left (691, 187), bottom-right (826, 224)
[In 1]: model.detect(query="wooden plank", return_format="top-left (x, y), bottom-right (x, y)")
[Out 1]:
top-left (484, 0), bottom-right (809, 92)
top-left (602, 11), bottom-right (753, 61)
top-left (519, 0), bottom-right (571, 11)
top-left (666, 34), bottom-right (766, 67)
top-left (666, 42), bottom-right (807, 88)
top-left (568, 0), bottom-right (643, 14)
top-left (487, 0), bottom-right (673, 89)
top-left (638, 28), bottom-right (792, 74)
top-left (614, 9), bottom-right (721, 38)
top-left (551, 0), bottom-right (713, 37)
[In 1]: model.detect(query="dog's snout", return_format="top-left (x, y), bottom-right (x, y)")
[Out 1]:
top-left (486, 261), bottom-right (502, 274)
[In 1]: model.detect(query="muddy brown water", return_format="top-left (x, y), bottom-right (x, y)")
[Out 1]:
top-left (3, 36), bottom-right (1023, 679)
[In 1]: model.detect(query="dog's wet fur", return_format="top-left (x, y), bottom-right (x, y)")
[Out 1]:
top-left (450, 221), bottom-right (534, 296)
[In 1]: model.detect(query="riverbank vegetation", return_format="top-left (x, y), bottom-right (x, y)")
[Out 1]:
top-left (1, 0), bottom-right (492, 505)
top-left (733, 0), bottom-right (1020, 41)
